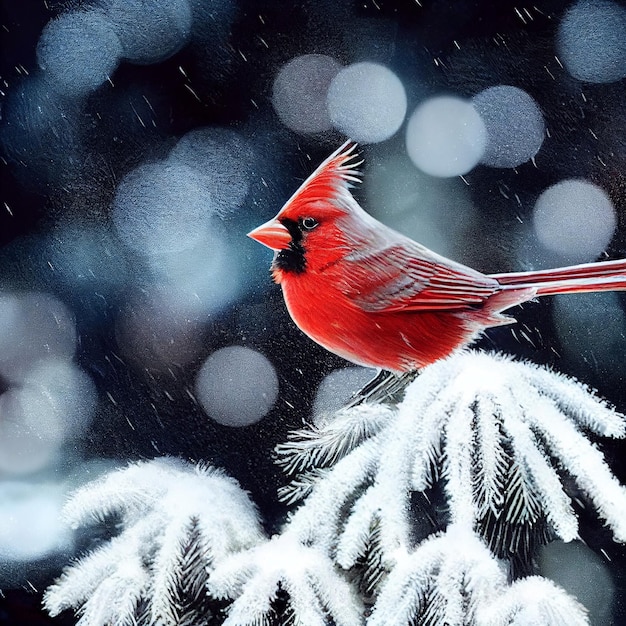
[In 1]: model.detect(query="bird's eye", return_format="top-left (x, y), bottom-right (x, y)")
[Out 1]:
top-left (300, 217), bottom-right (319, 231)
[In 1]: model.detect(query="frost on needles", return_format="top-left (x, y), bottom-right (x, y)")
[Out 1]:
top-left (44, 351), bottom-right (626, 626)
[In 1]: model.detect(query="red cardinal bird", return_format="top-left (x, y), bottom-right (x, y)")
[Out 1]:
top-left (248, 141), bottom-right (626, 373)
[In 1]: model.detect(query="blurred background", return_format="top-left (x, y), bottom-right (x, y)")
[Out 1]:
top-left (1, 0), bottom-right (625, 623)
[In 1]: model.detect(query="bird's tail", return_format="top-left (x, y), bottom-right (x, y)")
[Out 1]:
top-left (489, 258), bottom-right (626, 296)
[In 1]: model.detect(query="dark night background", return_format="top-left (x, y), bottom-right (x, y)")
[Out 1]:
top-left (1, 0), bottom-right (626, 624)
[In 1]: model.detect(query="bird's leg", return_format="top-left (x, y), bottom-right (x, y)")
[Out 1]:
top-left (352, 369), bottom-right (390, 399)
top-left (347, 369), bottom-right (419, 407)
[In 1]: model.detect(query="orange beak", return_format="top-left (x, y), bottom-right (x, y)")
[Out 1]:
top-left (247, 219), bottom-right (292, 251)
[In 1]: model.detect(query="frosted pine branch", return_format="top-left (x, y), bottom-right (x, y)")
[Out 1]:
top-left (44, 519), bottom-right (154, 624)
top-left (368, 525), bottom-right (588, 626)
top-left (43, 352), bottom-right (625, 626)
top-left (278, 352), bottom-right (626, 574)
top-left (208, 531), bottom-right (364, 626)
top-left (44, 458), bottom-right (264, 626)
top-left (479, 575), bottom-right (589, 626)
top-left (275, 403), bottom-right (395, 477)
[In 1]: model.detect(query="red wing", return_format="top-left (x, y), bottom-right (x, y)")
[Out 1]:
top-left (338, 243), bottom-right (500, 312)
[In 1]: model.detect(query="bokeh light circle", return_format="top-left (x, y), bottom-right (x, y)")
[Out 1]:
top-left (0, 358), bottom-right (97, 476)
top-left (112, 161), bottom-right (213, 257)
top-left (195, 346), bottom-right (278, 427)
top-left (0, 292), bottom-right (76, 385)
top-left (313, 366), bottom-right (376, 422)
top-left (472, 85), bottom-right (545, 168)
top-left (327, 62), bottom-right (407, 143)
top-left (0, 483), bottom-right (72, 562)
top-left (532, 179), bottom-right (616, 262)
top-left (169, 127), bottom-right (254, 213)
top-left (557, 0), bottom-right (626, 83)
top-left (98, 0), bottom-right (192, 64)
top-left (406, 97), bottom-right (486, 177)
top-left (272, 54), bottom-right (343, 134)
top-left (37, 10), bottom-right (122, 97)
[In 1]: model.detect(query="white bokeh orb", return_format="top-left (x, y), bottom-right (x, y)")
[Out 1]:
top-left (195, 346), bottom-right (278, 427)
top-left (112, 161), bottom-right (213, 257)
top-left (532, 179), bottom-right (616, 263)
top-left (557, 0), bottom-right (626, 83)
top-left (327, 62), bottom-right (407, 143)
top-left (0, 358), bottom-right (97, 476)
top-left (0, 482), bottom-right (72, 562)
top-left (272, 54), bottom-right (343, 134)
top-left (313, 366), bottom-right (376, 422)
top-left (37, 10), bottom-right (122, 97)
top-left (168, 127), bottom-right (254, 213)
top-left (98, 0), bottom-right (192, 64)
top-left (148, 229), bottom-right (242, 318)
top-left (406, 97), bottom-right (486, 177)
top-left (0, 292), bottom-right (76, 385)
top-left (472, 85), bottom-right (545, 168)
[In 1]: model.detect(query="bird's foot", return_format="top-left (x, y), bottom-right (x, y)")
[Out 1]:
top-left (347, 369), bottom-right (419, 407)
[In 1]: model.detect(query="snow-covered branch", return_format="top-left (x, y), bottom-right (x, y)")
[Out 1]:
top-left (369, 525), bottom-right (588, 626)
top-left (44, 352), bottom-right (626, 625)
top-left (44, 458), bottom-right (264, 626)
top-left (209, 530), bottom-right (364, 626)
top-left (277, 351), bottom-right (626, 577)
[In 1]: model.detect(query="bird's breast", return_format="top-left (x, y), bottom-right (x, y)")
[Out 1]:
top-left (278, 269), bottom-right (485, 372)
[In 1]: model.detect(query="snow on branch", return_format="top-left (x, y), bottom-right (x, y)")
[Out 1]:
top-left (44, 458), bottom-right (264, 626)
top-left (44, 352), bottom-right (626, 625)
top-left (276, 351), bottom-right (626, 580)
top-left (368, 525), bottom-right (588, 626)
top-left (209, 530), bottom-right (363, 626)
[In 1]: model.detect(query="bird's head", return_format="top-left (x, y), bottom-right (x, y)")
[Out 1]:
top-left (247, 141), bottom-right (364, 278)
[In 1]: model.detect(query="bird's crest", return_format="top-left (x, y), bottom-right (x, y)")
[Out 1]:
top-left (279, 141), bottom-right (363, 214)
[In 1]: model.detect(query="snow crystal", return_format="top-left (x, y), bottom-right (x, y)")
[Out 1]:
top-left (195, 346), bottom-right (278, 426)
top-left (472, 85), bottom-right (545, 168)
top-left (272, 54), bottom-right (343, 134)
top-left (36, 10), bottom-right (121, 97)
top-left (406, 96), bottom-right (486, 177)
top-left (532, 179), bottom-right (616, 263)
top-left (557, 0), bottom-right (626, 83)
top-left (327, 62), bottom-right (407, 143)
